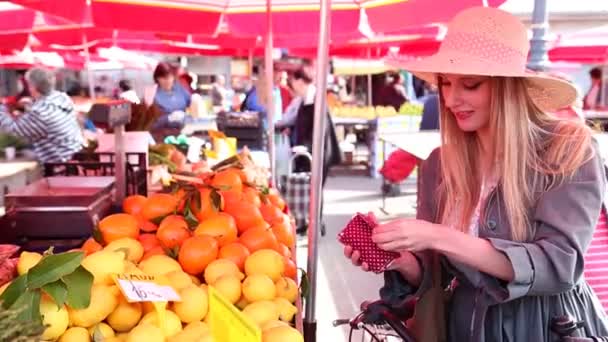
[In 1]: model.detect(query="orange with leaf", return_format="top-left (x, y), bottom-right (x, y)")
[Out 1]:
top-left (238, 226), bottom-right (279, 253)
top-left (211, 168), bottom-right (243, 194)
top-left (156, 215), bottom-right (191, 249)
top-left (123, 195), bottom-right (148, 216)
top-left (141, 193), bottom-right (178, 221)
top-left (218, 242), bottom-right (250, 271)
top-left (82, 237), bottom-right (103, 255)
top-left (224, 200), bottom-right (266, 234)
top-left (178, 235), bottom-right (219, 275)
top-left (97, 213), bottom-right (139, 244)
top-left (194, 213), bottom-right (238, 247)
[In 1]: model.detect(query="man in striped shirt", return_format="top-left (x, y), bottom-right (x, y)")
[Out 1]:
top-left (0, 68), bottom-right (83, 163)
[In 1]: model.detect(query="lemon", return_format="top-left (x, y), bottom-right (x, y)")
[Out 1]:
top-left (245, 250), bottom-right (285, 281)
top-left (17, 251), bottom-right (42, 275)
top-left (262, 325), bottom-right (304, 342)
top-left (102, 337), bottom-right (123, 342)
top-left (107, 296), bottom-right (142, 332)
top-left (213, 275), bottom-right (242, 304)
top-left (184, 321), bottom-right (209, 333)
top-left (58, 327), bottom-right (90, 342)
top-left (126, 324), bottom-right (164, 342)
top-left (242, 274), bottom-right (276, 302)
top-left (104, 238), bottom-right (144, 263)
top-left (141, 301), bottom-right (156, 315)
top-left (275, 277), bottom-right (298, 303)
top-left (116, 332), bottom-right (129, 341)
top-left (81, 250), bottom-right (126, 285)
top-left (167, 324), bottom-right (211, 342)
top-left (40, 297), bottom-right (69, 340)
top-left (203, 259), bottom-right (244, 285)
top-left (139, 310), bottom-right (182, 338)
top-left (172, 285), bottom-right (209, 323)
top-left (0, 281), bottom-right (10, 295)
top-left (68, 284), bottom-right (120, 328)
top-left (138, 255), bottom-right (182, 276)
top-left (88, 322), bottom-right (115, 339)
top-left (165, 270), bottom-right (193, 291)
top-left (242, 301), bottom-right (280, 327)
top-left (262, 320), bottom-right (289, 331)
top-left (274, 297), bottom-right (298, 322)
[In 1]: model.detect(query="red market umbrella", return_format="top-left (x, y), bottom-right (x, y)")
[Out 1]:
top-left (549, 25), bottom-right (608, 64)
top-left (12, 0), bottom-right (506, 39)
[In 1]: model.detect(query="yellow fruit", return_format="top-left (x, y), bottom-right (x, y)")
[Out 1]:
top-left (235, 296), bottom-right (250, 310)
top-left (126, 324), bottom-right (164, 342)
top-left (139, 310), bottom-right (182, 338)
top-left (274, 297), bottom-right (298, 322)
top-left (88, 322), bottom-right (115, 339)
top-left (59, 327), bottom-right (90, 342)
top-left (245, 250), bottom-right (285, 281)
top-left (138, 255), bottom-right (182, 276)
top-left (68, 284), bottom-right (120, 328)
top-left (213, 275), bottom-right (242, 304)
top-left (242, 274), bottom-right (276, 302)
top-left (124, 261), bottom-right (143, 274)
top-left (167, 324), bottom-right (211, 342)
top-left (104, 238), bottom-right (144, 263)
top-left (17, 251), bottom-right (42, 275)
top-left (262, 325), bottom-right (304, 342)
top-left (184, 321), bottom-right (209, 333)
top-left (116, 332), bottom-right (129, 341)
top-left (103, 337), bottom-right (123, 342)
top-left (107, 296), bottom-right (143, 332)
top-left (0, 282), bottom-right (10, 295)
top-left (141, 301), bottom-right (156, 315)
top-left (242, 301), bottom-right (279, 327)
top-left (275, 277), bottom-right (298, 303)
top-left (262, 320), bottom-right (289, 331)
top-left (172, 285), bottom-right (209, 323)
top-left (203, 259), bottom-right (244, 285)
top-left (81, 250), bottom-right (126, 285)
top-left (40, 298), bottom-right (69, 340)
top-left (166, 270), bottom-right (194, 291)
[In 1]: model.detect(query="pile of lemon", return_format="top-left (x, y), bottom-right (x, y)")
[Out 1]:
top-left (4, 241), bottom-right (302, 342)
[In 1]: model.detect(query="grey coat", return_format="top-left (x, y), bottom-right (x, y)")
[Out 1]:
top-left (409, 143), bottom-right (608, 342)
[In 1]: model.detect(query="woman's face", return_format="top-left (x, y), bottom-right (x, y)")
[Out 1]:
top-left (291, 79), bottom-right (307, 98)
top-left (439, 74), bottom-right (492, 133)
top-left (157, 75), bottom-right (174, 91)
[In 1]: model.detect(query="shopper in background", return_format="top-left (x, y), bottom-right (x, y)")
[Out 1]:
top-left (0, 67), bottom-right (83, 163)
top-left (211, 74), bottom-right (228, 109)
top-left (275, 68), bottom-right (293, 113)
top-left (152, 62), bottom-right (191, 131)
top-left (378, 72), bottom-right (408, 111)
top-left (419, 83), bottom-right (440, 131)
top-left (584, 67), bottom-right (603, 110)
top-left (118, 79), bottom-right (140, 104)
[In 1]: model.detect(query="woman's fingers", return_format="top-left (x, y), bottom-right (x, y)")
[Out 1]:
top-left (351, 250), bottom-right (362, 266)
top-left (362, 262), bottom-right (369, 272)
top-left (344, 245), bottom-right (353, 258)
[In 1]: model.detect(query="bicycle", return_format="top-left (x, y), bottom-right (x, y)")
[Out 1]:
top-left (333, 298), bottom-right (417, 342)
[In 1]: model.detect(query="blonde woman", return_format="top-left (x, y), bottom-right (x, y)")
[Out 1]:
top-left (344, 7), bottom-right (608, 342)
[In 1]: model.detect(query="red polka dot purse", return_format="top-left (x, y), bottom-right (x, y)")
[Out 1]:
top-left (338, 213), bottom-right (400, 273)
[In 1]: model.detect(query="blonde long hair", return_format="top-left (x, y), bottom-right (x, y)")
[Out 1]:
top-left (438, 77), bottom-right (593, 241)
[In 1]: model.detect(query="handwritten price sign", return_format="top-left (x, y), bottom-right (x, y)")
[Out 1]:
top-left (113, 274), bottom-right (181, 303)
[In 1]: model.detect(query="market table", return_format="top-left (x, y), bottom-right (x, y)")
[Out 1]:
top-left (0, 159), bottom-right (41, 210)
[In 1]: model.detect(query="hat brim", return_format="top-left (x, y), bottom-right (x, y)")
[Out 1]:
top-left (385, 53), bottom-right (578, 112)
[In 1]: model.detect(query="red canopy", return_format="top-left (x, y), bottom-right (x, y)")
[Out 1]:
top-left (12, 0), bottom-right (506, 41)
top-left (549, 25), bottom-right (608, 64)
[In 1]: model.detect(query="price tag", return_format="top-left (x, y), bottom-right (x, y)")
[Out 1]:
top-left (208, 286), bottom-right (261, 342)
top-left (113, 274), bottom-right (181, 303)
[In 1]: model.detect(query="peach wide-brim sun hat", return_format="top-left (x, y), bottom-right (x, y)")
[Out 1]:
top-left (385, 6), bottom-right (577, 112)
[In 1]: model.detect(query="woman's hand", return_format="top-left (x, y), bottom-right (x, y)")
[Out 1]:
top-left (343, 245), bottom-right (370, 272)
top-left (372, 219), bottom-right (441, 253)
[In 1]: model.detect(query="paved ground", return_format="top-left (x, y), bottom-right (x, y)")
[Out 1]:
top-left (295, 175), bottom-right (417, 341)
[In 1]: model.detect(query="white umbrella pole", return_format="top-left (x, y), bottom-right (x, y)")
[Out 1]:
top-left (82, 34), bottom-right (96, 100)
top-left (265, 0), bottom-right (276, 186)
top-left (304, 0), bottom-right (331, 340)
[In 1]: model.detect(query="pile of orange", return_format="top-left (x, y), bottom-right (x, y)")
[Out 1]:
top-left (84, 167), bottom-right (297, 280)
